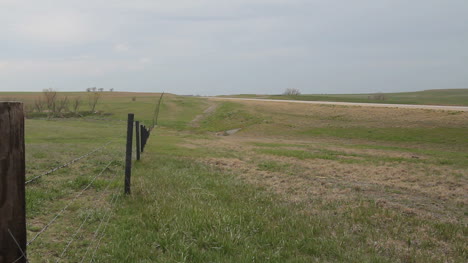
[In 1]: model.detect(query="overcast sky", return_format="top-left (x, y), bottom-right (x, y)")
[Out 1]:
top-left (0, 0), bottom-right (467, 95)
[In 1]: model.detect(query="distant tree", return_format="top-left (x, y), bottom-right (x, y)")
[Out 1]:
top-left (34, 98), bottom-right (45, 112)
top-left (43, 88), bottom-right (57, 113)
top-left (91, 87), bottom-right (97, 92)
top-left (88, 92), bottom-right (101, 112)
top-left (109, 88), bottom-right (114, 92)
top-left (283, 88), bottom-right (301, 96)
top-left (56, 96), bottom-right (69, 113)
top-left (98, 88), bottom-right (104, 92)
top-left (72, 97), bottom-right (82, 113)
top-left (86, 88), bottom-right (91, 92)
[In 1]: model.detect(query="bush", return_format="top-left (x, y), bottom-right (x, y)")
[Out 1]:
top-left (283, 88), bottom-right (301, 96)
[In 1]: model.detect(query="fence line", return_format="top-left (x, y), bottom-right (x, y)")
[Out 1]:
top-left (27, 112), bottom-right (153, 257)
top-left (1, 98), bottom-right (160, 261)
top-left (152, 92), bottom-right (165, 129)
top-left (27, 161), bottom-right (113, 246)
top-left (25, 142), bottom-right (111, 185)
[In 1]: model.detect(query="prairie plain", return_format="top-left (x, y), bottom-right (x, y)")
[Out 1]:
top-left (1, 91), bottom-right (467, 262)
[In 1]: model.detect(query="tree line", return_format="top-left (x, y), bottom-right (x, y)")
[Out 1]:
top-left (86, 87), bottom-right (114, 92)
top-left (29, 89), bottom-right (101, 117)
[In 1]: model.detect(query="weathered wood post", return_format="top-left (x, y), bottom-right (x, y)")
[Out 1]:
top-left (135, 121), bottom-right (140, 161)
top-left (0, 102), bottom-right (27, 263)
top-left (124, 113), bottom-right (134, 195)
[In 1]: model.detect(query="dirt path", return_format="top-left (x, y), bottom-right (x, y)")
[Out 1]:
top-left (189, 103), bottom-right (218, 127)
top-left (207, 97), bottom-right (468, 111)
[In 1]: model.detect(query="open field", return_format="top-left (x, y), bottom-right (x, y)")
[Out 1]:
top-left (1, 91), bottom-right (467, 262)
top-left (222, 89), bottom-right (468, 106)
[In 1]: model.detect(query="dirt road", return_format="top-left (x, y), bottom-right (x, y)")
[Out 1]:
top-left (208, 97), bottom-right (468, 111)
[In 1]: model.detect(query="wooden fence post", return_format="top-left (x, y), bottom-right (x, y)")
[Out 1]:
top-left (135, 121), bottom-right (140, 161)
top-left (124, 113), bottom-right (134, 195)
top-left (0, 102), bottom-right (27, 263)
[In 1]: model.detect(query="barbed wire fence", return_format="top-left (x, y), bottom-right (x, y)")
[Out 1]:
top-left (1, 96), bottom-right (163, 262)
top-left (25, 142), bottom-right (111, 185)
top-left (152, 92), bottom-right (165, 130)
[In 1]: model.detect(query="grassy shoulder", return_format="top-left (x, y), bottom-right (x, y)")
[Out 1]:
top-left (92, 132), bottom-right (466, 262)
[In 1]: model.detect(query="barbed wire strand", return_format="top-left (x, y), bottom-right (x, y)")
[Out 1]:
top-left (58, 212), bottom-right (92, 261)
top-left (79, 189), bottom-right (120, 263)
top-left (26, 142), bottom-right (111, 185)
top-left (88, 192), bottom-right (121, 263)
top-left (27, 160), bottom-right (113, 246)
top-left (54, 172), bottom-right (119, 263)
top-left (8, 228), bottom-right (30, 263)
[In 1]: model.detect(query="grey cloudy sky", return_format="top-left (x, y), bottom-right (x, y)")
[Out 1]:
top-left (1, 0), bottom-right (467, 95)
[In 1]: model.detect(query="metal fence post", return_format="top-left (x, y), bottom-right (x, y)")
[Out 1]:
top-left (140, 124), bottom-right (145, 153)
top-left (0, 102), bottom-right (27, 263)
top-left (142, 126), bottom-right (149, 152)
top-left (124, 113), bottom-right (134, 195)
top-left (135, 121), bottom-right (140, 161)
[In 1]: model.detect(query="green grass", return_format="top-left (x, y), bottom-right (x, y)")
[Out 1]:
top-left (143, 131), bottom-right (239, 160)
top-left (250, 142), bottom-right (307, 148)
top-left (254, 144), bottom-right (468, 168)
top-left (301, 127), bottom-right (468, 147)
top-left (347, 144), bottom-right (468, 168)
top-left (91, 137), bottom-right (467, 262)
top-left (256, 148), bottom-right (371, 165)
top-left (257, 160), bottom-right (292, 172)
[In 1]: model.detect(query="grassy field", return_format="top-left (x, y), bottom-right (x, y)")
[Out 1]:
top-left (222, 89), bottom-right (468, 106)
top-left (1, 91), bottom-right (467, 262)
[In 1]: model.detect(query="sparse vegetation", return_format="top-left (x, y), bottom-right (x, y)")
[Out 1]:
top-left (88, 92), bottom-right (101, 112)
top-left (34, 97), bottom-right (45, 112)
top-left (72, 97), bottom-right (81, 113)
top-left (283, 88), bottom-right (301, 96)
top-left (56, 96), bottom-right (69, 113)
top-left (43, 88), bottom-right (57, 114)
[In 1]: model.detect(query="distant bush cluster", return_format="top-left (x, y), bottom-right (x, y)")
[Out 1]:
top-left (27, 89), bottom-right (101, 118)
top-left (283, 88), bottom-right (301, 96)
top-left (86, 87), bottom-right (113, 92)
